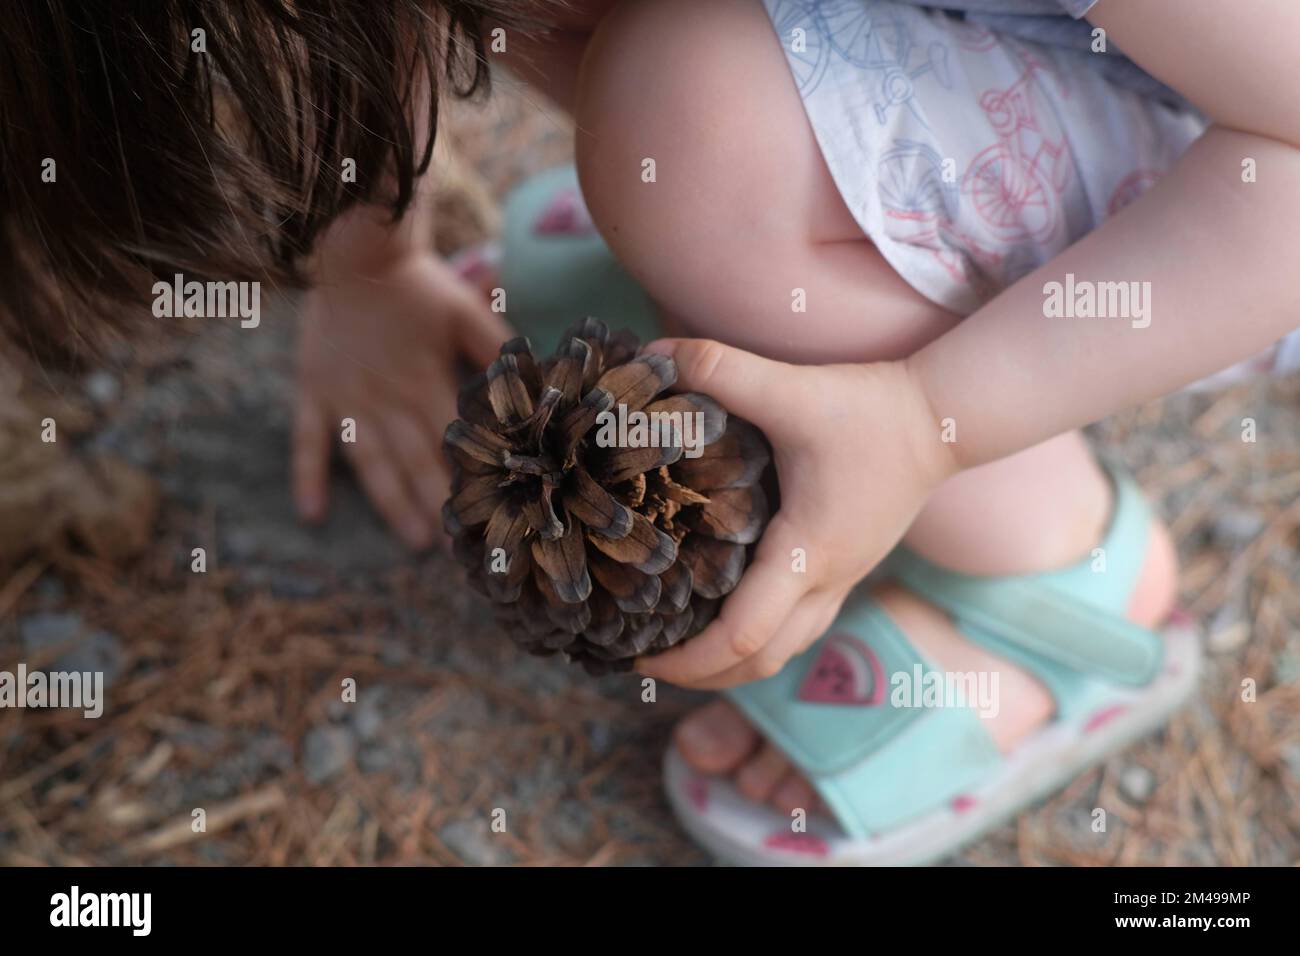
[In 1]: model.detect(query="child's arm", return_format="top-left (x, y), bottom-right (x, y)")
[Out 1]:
top-left (639, 0), bottom-right (1300, 688)
top-left (911, 0), bottom-right (1300, 469)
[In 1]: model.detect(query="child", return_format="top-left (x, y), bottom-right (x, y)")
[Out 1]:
top-left (3, 0), bottom-right (1298, 864)
top-left (555, 0), bottom-right (1300, 864)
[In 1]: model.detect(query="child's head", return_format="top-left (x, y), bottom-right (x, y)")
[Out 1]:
top-left (0, 0), bottom-right (519, 359)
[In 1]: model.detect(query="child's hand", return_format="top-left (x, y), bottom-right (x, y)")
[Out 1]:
top-left (636, 339), bottom-right (958, 689)
top-left (294, 254), bottom-right (510, 549)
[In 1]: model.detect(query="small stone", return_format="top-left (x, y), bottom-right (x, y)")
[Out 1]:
top-left (223, 528), bottom-right (262, 560)
top-left (357, 746), bottom-right (394, 774)
top-left (302, 726), bottom-right (355, 784)
top-left (353, 698), bottom-right (385, 741)
top-left (18, 612), bottom-right (125, 686)
top-left (70, 630), bottom-right (125, 686)
top-left (1211, 509), bottom-right (1265, 546)
top-left (378, 638), bottom-right (411, 667)
top-left (1119, 764), bottom-right (1156, 804)
top-left (84, 370), bottom-right (121, 407)
top-left (586, 721), bottom-right (614, 757)
top-left (1201, 608), bottom-right (1253, 655)
top-left (19, 611), bottom-right (81, 651)
top-left (438, 818), bottom-right (512, 866)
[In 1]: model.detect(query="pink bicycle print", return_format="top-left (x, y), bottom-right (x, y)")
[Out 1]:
top-left (962, 55), bottom-right (1072, 242)
top-left (877, 139), bottom-right (1004, 291)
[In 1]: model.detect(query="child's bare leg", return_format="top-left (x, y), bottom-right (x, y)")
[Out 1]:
top-left (575, 0), bottom-right (1176, 811)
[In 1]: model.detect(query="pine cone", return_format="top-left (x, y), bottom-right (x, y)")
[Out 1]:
top-left (443, 318), bottom-right (771, 675)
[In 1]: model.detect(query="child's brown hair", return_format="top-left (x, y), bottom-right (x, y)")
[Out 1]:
top-left (0, 0), bottom-right (524, 360)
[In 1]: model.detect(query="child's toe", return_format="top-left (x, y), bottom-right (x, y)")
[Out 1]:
top-left (735, 742), bottom-right (793, 803)
top-left (674, 699), bottom-right (759, 774)
top-left (771, 773), bottom-right (818, 816)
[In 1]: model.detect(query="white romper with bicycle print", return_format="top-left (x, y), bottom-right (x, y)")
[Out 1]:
top-left (761, 0), bottom-right (1206, 317)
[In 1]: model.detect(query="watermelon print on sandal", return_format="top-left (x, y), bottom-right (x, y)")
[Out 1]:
top-left (798, 633), bottom-right (887, 706)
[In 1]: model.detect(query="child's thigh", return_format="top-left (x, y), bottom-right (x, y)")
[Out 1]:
top-left (575, 0), bottom-right (957, 364)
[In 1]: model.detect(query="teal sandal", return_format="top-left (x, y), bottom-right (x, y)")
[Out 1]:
top-left (664, 465), bottom-right (1201, 865)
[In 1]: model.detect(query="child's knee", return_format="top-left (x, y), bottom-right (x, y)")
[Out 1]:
top-left (574, 0), bottom-right (781, 292)
top-left (578, 1), bottom-right (714, 253)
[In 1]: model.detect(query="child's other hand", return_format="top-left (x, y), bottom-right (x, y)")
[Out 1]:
top-left (294, 254), bottom-right (510, 550)
top-left (636, 339), bottom-right (958, 689)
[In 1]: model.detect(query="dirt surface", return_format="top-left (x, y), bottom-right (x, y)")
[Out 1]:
top-left (1, 82), bottom-right (1297, 867)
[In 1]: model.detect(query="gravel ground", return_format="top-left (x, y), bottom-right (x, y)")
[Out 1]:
top-left (0, 83), bottom-right (1296, 867)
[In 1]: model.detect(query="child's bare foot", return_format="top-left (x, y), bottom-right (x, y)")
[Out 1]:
top-left (672, 513), bottom-right (1178, 817)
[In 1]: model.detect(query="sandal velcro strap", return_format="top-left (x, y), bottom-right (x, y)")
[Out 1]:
top-left (728, 603), bottom-right (933, 777)
top-left (888, 465), bottom-right (1163, 687)
top-left (726, 602), bottom-right (1003, 836)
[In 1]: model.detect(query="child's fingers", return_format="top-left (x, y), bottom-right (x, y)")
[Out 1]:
top-left (413, 386), bottom-right (463, 544)
top-left (456, 298), bottom-right (515, 369)
top-left (637, 525), bottom-right (809, 684)
top-left (641, 337), bottom-right (795, 431)
top-left (686, 591), bottom-right (842, 691)
top-left (292, 399), bottom-right (329, 522)
top-left (341, 438), bottom-right (434, 551)
top-left (379, 412), bottom-right (451, 522)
